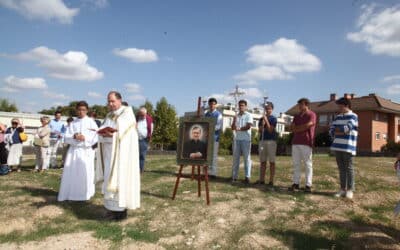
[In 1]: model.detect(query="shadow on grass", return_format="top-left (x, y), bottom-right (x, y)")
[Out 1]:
top-left (20, 186), bottom-right (108, 221)
top-left (270, 228), bottom-right (341, 250)
top-left (325, 219), bottom-right (400, 246)
top-left (269, 218), bottom-right (400, 250)
top-left (141, 190), bottom-right (171, 199)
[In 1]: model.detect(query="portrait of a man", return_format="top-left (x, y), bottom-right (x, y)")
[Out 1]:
top-left (182, 124), bottom-right (208, 160)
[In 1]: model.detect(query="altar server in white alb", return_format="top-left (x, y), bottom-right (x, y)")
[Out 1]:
top-left (58, 101), bottom-right (98, 201)
top-left (96, 91), bottom-right (140, 221)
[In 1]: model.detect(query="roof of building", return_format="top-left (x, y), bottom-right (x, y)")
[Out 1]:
top-left (286, 94), bottom-right (400, 115)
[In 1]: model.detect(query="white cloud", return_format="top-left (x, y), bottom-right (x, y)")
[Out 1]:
top-left (0, 0), bottom-right (79, 24)
top-left (235, 38), bottom-right (321, 85)
top-left (128, 94), bottom-right (146, 102)
top-left (246, 38), bottom-right (322, 73)
top-left (113, 48), bottom-right (159, 63)
top-left (382, 74), bottom-right (400, 82)
top-left (43, 90), bottom-right (70, 100)
top-left (387, 84), bottom-right (400, 94)
top-left (125, 83), bottom-right (141, 93)
top-left (347, 4), bottom-right (400, 56)
top-left (0, 86), bottom-right (18, 93)
top-left (15, 46), bottom-right (104, 81)
top-left (4, 75), bottom-right (47, 89)
top-left (235, 66), bottom-right (292, 84)
top-left (88, 91), bottom-right (103, 98)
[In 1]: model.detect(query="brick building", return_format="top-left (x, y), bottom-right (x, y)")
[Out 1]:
top-left (286, 93), bottom-right (400, 153)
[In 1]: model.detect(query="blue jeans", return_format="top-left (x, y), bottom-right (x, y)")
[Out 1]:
top-left (139, 139), bottom-right (148, 172)
top-left (232, 140), bottom-right (252, 179)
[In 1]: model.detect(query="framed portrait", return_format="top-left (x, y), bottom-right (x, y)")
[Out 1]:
top-left (176, 116), bottom-right (216, 166)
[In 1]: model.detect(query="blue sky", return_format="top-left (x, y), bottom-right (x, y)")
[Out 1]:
top-left (0, 0), bottom-right (400, 115)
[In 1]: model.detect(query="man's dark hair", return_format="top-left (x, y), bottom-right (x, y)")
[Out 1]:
top-left (265, 102), bottom-right (274, 110)
top-left (208, 97), bottom-right (217, 104)
top-left (336, 97), bottom-right (351, 109)
top-left (122, 101), bottom-right (129, 106)
top-left (88, 111), bottom-right (97, 118)
top-left (297, 98), bottom-right (310, 106)
top-left (54, 110), bottom-right (62, 115)
top-left (76, 101), bottom-right (89, 109)
top-left (238, 100), bottom-right (247, 106)
top-left (67, 117), bottom-right (74, 123)
top-left (108, 91), bottom-right (122, 100)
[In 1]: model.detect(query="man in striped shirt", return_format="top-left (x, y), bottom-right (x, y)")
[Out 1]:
top-left (329, 97), bottom-right (358, 199)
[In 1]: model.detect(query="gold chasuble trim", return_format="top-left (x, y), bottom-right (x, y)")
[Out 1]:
top-left (106, 106), bottom-right (136, 193)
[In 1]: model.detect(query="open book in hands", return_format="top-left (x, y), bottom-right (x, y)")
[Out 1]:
top-left (97, 127), bottom-right (118, 134)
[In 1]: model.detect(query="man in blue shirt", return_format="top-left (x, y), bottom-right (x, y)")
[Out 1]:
top-left (49, 111), bottom-right (65, 168)
top-left (231, 100), bottom-right (253, 184)
top-left (204, 98), bottom-right (222, 178)
top-left (255, 102), bottom-right (277, 186)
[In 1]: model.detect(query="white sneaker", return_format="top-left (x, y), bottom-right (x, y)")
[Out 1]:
top-left (334, 190), bottom-right (346, 198)
top-left (346, 190), bottom-right (353, 199)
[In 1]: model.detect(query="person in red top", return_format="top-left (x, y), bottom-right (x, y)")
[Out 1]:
top-left (288, 98), bottom-right (316, 193)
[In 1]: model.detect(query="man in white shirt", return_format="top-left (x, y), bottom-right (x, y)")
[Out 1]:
top-left (136, 107), bottom-right (153, 173)
top-left (231, 100), bottom-right (253, 184)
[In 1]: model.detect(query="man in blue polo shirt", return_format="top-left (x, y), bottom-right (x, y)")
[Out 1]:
top-left (255, 102), bottom-right (277, 186)
top-left (49, 111), bottom-right (65, 168)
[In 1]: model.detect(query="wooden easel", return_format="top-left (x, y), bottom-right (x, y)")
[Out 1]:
top-left (171, 97), bottom-right (211, 205)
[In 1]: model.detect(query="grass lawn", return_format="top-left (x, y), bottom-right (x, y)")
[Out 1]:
top-left (1, 154), bottom-right (400, 249)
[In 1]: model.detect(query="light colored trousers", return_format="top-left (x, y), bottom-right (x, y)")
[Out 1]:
top-left (49, 138), bottom-right (61, 167)
top-left (34, 145), bottom-right (49, 170)
top-left (232, 140), bottom-right (252, 179)
top-left (292, 144), bottom-right (313, 187)
top-left (209, 141), bottom-right (219, 176)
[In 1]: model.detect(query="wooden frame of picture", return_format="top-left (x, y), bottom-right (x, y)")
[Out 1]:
top-left (176, 116), bottom-right (216, 166)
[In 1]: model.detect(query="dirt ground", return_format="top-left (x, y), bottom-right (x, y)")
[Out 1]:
top-left (1, 155), bottom-right (400, 249)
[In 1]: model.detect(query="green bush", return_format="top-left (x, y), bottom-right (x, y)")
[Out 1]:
top-left (381, 140), bottom-right (400, 153)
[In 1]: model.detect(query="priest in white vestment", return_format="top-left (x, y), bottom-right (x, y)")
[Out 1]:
top-left (96, 91), bottom-right (140, 220)
top-left (58, 101), bottom-right (98, 201)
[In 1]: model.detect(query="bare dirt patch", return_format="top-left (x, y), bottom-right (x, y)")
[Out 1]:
top-left (0, 232), bottom-right (110, 250)
top-left (238, 233), bottom-right (288, 249)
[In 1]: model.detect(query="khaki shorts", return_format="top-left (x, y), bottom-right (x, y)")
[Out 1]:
top-left (259, 140), bottom-right (277, 163)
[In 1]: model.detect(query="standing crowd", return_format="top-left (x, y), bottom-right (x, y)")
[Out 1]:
top-left (0, 91), bottom-right (153, 220)
top-left (0, 92), bottom-right (376, 221)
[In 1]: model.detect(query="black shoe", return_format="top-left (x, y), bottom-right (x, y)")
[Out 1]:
top-left (242, 177), bottom-right (250, 184)
top-left (288, 183), bottom-right (300, 192)
top-left (254, 180), bottom-right (265, 185)
top-left (267, 181), bottom-right (274, 187)
top-left (104, 211), bottom-right (116, 221)
top-left (114, 210), bottom-right (127, 221)
top-left (304, 186), bottom-right (312, 193)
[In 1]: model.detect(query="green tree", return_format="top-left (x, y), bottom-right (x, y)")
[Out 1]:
top-left (40, 102), bottom-right (109, 118)
top-left (152, 97), bottom-right (178, 150)
top-left (0, 99), bottom-right (18, 112)
top-left (142, 99), bottom-right (155, 118)
top-left (219, 128), bottom-right (233, 155)
top-left (91, 104), bottom-right (109, 118)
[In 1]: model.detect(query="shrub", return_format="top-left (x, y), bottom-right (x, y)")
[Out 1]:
top-left (381, 140), bottom-right (400, 154)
